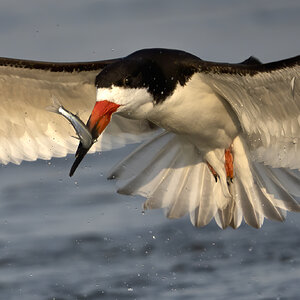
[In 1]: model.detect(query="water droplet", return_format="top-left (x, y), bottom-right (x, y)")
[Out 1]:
top-left (152, 235), bottom-right (156, 240)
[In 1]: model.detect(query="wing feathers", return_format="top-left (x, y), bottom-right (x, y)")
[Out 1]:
top-left (0, 58), bottom-right (158, 164)
top-left (202, 59), bottom-right (300, 169)
top-left (0, 56), bottom-right (120, 72)
top-left (0, 64), bottom-right (98, 164)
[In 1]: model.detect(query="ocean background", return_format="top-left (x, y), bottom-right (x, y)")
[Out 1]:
top-left (0, 0), bottom-right (300, 299)
top-left (0, 149), bottom-right (299, 300)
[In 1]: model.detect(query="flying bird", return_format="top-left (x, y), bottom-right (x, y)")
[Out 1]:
top-left (0, 48), bottom-right (299, 229)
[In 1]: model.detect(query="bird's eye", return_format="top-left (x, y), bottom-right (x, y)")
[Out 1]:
top-left (123, 77), bottom-right (131, 86)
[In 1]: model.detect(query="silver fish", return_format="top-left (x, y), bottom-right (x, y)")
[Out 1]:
top-left (47, 96), bottom-right (94, 149)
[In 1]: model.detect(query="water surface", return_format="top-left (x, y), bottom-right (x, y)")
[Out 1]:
top-left (0, 148), bottom-right (299, 299)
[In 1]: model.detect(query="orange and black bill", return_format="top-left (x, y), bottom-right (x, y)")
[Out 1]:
top-left (69, 100), bottom-right (120, 177)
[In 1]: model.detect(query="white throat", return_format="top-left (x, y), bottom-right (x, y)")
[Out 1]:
top-left (97, 86), bottom-right (153, 120)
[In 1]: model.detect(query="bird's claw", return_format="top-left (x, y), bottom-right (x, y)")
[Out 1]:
top-left (207, 146), bottom-right (234, 184)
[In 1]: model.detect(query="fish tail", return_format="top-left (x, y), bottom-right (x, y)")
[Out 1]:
top-left (46, 95), bottom-right (63, 113)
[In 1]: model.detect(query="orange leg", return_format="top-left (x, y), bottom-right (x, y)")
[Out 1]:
top-left (225, 146), bottom-right (234, 182)
top-left (207, 162), bottom-right (219, 182)
top-left (207, 146), bottom-right (234, 183)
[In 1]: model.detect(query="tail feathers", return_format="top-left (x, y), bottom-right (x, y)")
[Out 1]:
top-left (213, 180), bottom-right (243, 229)
top-left (214, 200), bottom-right (235, 229)
top-left (231, 136), bottom-right (290, 228)
top-left (213, 175), bottom-right (285, 229)
top-left (116, 133), bottom-right (183, 197)
top-left (114, 132), bottom-right (222, 226)
top-left (164, 158), bottom-right (219, 222)
top-left (229, 202), bottom-right (243, 229)
top-left (228, 182), bottom-right (243, 229)
top-left (109, 133), bottom-right (300, 229)
top-left (107, 131), bottom-right (174, 180)
top-left (184, 162), bottom-right (218, 226)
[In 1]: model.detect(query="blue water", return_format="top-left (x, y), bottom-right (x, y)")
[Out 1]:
top-left (0, 148), bottom-right (299, 300)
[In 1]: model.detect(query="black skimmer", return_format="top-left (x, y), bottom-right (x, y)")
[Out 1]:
top-left (0, 48), bottom-right (299, 229)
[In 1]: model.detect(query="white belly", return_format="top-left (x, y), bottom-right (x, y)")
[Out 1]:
top-left (147, 74), bottom-right (240, 152)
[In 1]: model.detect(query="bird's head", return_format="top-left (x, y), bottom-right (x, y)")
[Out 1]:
top-left (70, 48), bottom-right (200, 176)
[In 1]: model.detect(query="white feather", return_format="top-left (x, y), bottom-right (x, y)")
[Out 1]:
top-left (0, 64), bottom-right (158, 164)
top-left (202, 64), bottom-right (300, 169)
top-left (109, 132), bottom-right (299, 229)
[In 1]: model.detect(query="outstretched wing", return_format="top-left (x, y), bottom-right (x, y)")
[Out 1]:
top-left (200, 56), bottom-right (300, 169)
top-left (0, 57), bottom-right (156, 165)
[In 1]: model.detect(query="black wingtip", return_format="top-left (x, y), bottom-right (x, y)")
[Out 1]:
top-left (69, 146), bottom-right (89, 177)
